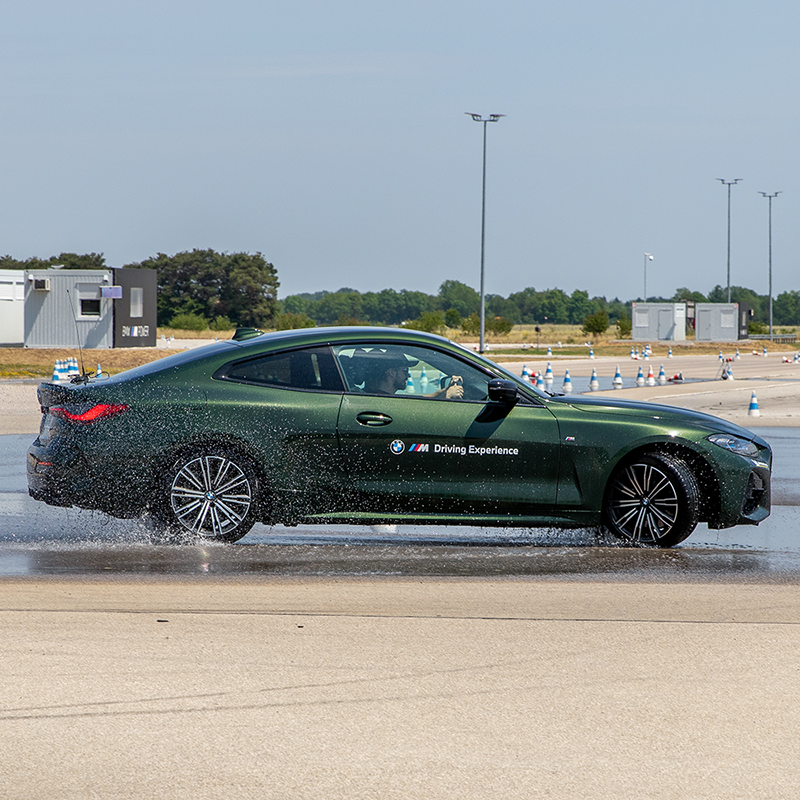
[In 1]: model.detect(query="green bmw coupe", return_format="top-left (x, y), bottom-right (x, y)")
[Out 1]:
top-left (27, 327), bottom-right (771, 546)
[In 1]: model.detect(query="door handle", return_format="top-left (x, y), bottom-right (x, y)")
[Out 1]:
top-left (356, 411), bottom-right (393, 427)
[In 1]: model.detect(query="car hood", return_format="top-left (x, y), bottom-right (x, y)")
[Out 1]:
top-left (547, 394), bottom-right (766, 442)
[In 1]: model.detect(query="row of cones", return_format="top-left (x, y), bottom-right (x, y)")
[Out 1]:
top-left (51, 359), bottom-right (103, 383)
top-left (521, 362), bottom-right (762, 415)
top-left (521, 363), bottom-right (677, 392)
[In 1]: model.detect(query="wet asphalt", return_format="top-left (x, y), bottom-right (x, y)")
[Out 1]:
top-left (1, 429), bottom-right (799, 580)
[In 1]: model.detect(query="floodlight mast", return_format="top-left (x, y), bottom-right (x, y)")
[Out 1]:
top-left (759, 191), bottom-right (782, 341)
top-left (717, 178), bottom-right (742, 303)
top-left (466, 112), bottom-right (505, 353)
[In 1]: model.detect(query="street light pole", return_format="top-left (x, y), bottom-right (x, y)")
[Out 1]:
top-left (466, 113), bottom-right (505, 353)
top-left (717, 178), bottom-right (742, 303)
top-left (643, 253), bottom-right (653, 301)
top-left (759, 191), bottom-right (781, 341)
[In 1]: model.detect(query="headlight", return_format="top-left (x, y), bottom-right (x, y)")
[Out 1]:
top-left (707, 433), bottom-right (759, 457)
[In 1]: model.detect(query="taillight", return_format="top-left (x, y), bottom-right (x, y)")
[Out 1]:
top-left (50, 404), bottom-right (129, 423)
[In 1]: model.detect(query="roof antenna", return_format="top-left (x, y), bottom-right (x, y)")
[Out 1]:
top-left (65, 287), bottom-right (92, 384)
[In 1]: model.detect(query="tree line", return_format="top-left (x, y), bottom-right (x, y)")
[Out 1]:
top-left (3, 250), bottom-right (800, 330)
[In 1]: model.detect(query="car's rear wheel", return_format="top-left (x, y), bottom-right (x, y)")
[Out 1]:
top-left (154, 449), bottom-right (259, 543)
top-left (603, 453), bottom-right (699, 547)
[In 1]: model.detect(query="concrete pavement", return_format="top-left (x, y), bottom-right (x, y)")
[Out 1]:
top-left (2, 578), bottom-right (800, 799)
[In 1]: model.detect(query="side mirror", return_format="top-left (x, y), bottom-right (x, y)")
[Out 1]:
top-left (488, 379), bottom-right (518, 405)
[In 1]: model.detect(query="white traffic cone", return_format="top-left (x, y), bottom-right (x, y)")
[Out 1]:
top-left (96, 363), bottom-right (103, 378)
top-left (589, 368), bottom-right (599, 391)
top-left (535, 371), bottom-right (544, 391)
top-left (521, 364), bottom-right (530, 382)
top-left (748, 391), bottom-right (760, 417)
top-left (419, 367), bottom-right (428, 390)
top-left (646, 365), bottom-right (655, 386)
top-left (630, 346), bottom-right (636, 359)
top-left (51, 360), bottom-right (61, 383)
top-left (547, 346), bottom-right (552, 357)
top-left (562, 370), bottom-right (573, 393)
top-left (636, 366), bottom-right (645, 386)
top-left (658, 364), bottom-right (666, 385)
top-left (668, 347), bottom-right (673, 358)
top-left (612, 365), bottom-right (623, 388)
top-left (544, 362), bottom-right (554, 387)
top-left (405, 374), bottom-right (415, 393)
top-left (589, 347), bottom-right (595, 359)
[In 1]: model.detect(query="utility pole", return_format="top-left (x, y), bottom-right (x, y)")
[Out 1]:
top-left (717, 178), bottom-right (742, 303)
top-left (466, 113), bottom-right (505, 353)
top-left (759, 191), bottom-right (782, 341)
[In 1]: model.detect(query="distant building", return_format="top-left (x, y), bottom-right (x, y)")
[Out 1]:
top-left (694, 303), bottom-right (748, 342)
top-left (0, 269), bottom-right (26, 346)
top-left (631, 303), bottom-right (686, 341)
top-left (23, 268), bottom-right (157, 349)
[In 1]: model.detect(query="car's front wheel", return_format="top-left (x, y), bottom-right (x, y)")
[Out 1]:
top-left (153, 449), bottom-right (260, 543)
top-left (603, 453), bottom-right (699, 547)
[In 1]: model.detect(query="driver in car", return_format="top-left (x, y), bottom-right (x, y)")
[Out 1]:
top-left (363, 352), bottom-right (464, 399)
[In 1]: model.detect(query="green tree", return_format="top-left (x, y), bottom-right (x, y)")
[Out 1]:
top-left (405, 310), bottom-right (445, 335)
top-left (616, 314), bottom-right (632, 338)
top-left (438, 280), bottom-right (480, 318)
top-left (582, 310), bottom-right (609, 338)
top-left (126, 249), bottom-right (278, 327)
top-left (460, 312), bottom-right (480, 336)
top-left (774, 291), bottom-right (800, 325)
top-left (567, 289), bottom-right (593, 325)
top-left (444, 308), bottom-right (462, 328)
top-left (671, 287), bottom-right (707, 303)
top-left (486, 316), bottom-right (514, 336)
top-left (274, 311), bottom-right (316, 330)
top-left (315, 291), bottom-right (364, 325)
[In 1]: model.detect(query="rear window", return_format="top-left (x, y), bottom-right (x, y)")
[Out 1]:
top-left (219, 346), bottom-right (344, 392)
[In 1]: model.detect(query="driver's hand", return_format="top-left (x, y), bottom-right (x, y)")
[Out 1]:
top-left (445, 376), bottom-right (464, 399)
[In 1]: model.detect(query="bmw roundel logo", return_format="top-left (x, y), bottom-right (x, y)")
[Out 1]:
top-left (390, 439), bottom-right (405, 455)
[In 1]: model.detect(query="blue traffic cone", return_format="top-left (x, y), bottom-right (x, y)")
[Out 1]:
top-left (544, 362), bottom-right (554, 386)
top-left (612, 365), bottom-right (623, 388)
top-left (748, 391), bottom-right (760, 417)
top-left (562, 370), bottom-right (573, 393)
top-left (589, 368), bottom-right (599, 391)
top-left (658, 364), bottom-right (666, 385)
top-left (636, 366), bottom-right (645, 386)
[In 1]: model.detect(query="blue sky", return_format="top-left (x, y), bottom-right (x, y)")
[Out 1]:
top-left (1, 1), bottom-right (797, 301)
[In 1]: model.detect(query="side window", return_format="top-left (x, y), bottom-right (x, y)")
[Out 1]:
top-left (220, 346), bottom-right (343, 392)
top-left (332, 343), bottom-right (491, 401)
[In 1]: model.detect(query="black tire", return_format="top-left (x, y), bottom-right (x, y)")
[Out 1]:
top-left (153, 449), bottom-right (260, 543)
top-left (603, 453), bottom-right (699, 547)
